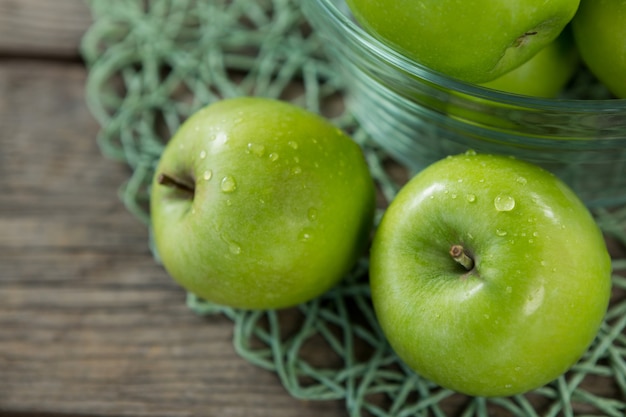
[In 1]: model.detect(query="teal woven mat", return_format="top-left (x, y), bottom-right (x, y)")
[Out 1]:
top-left (82, 1), bottom-right (626, 415)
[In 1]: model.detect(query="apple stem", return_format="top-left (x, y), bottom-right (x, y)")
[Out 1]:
top-left (450, 244), bottom-right (474, 271)
top-left (157, 173), bottom-right (195, 195)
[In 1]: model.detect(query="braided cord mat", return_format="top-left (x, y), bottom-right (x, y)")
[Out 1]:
top-left (82, 1), bottom-right (626, 415)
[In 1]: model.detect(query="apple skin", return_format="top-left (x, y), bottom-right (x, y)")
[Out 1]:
top-left (150, 97), bottom-right (376, 310)
top-left (370, 152), bottom-right (612, 397)
top-left (572, 0), bottom-right (626, 98)
top-left (345, 0), bottom-right (581, 83)
top-left (480, 27), bottom-right (580, 98)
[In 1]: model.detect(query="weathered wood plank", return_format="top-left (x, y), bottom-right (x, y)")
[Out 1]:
top-left (0, 60), bottom-right (347, 417)
top-left (0, 0), bottom-right (92, 58)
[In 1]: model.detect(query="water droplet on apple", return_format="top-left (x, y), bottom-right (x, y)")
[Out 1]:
top-left (465, 149), bottom-right (477, 156)
top-left (199, 150), bottom-right (207, 159)
top-left (292, 166), bottom-right (302, 175)
top-left (496, 229), bottom-right (507, 237)
top-left (494, 194), bottom-right (516, 212)
top-left (484, 314), bottom-right (490, 320)
top-left (269, 153), bottom-right (279, 162)
top-left (505, 384), bottom-right (512, 389)
top-left (451, 193), bottom-right (457, 199)
top-left (220, 176), bottom-right (237, 193)
top-left (288, 141), bottom-right (298, 150)
top-left (298, 228), bottom-right (313, 242)
top-left (247, 143), bottom-right (265, 157)
top-left (506, 286), bottom-right (513, 294)
top-left (540, 260), bottom-right (547, 267)
top-left (533, 231), bottom-right (539, 237)
top-left (466, 194), bottom-right (476, 203)
top-left (229, 242), bottom-right (241, 255)
top-left (216, 131), bottom-right (228, 145)
top-left (516, 176), bottom-right (527, 185)
top-left (308, 208), bottom-right (318, 221)
top-left (221, 234), bottom-right (241, 255)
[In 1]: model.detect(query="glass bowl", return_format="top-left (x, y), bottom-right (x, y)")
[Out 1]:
top-left (302, 0), bottom-right (626, 207)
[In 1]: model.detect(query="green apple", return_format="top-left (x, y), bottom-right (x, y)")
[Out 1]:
top-left (370, 152), bottom-right (611, 397)
top-left (150, 97), bottom-right (376, 310)
top-left (572, 0), bottom-right (626, 98)
top-left (480, 27), bottom-right (580, 98)
top-left (444, 28), bottom-right (579, 133)
top-left (346, 0), bottom-right (581, 83)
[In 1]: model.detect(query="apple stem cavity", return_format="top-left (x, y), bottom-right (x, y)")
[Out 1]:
top-left (514, 31), bottom-right (538, 47)
top-left (450, 244), bottom-right (475, 271)
top-left (157, 173), bottom-right (195, 196)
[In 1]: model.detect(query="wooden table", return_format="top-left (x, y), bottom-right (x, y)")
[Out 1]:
top-left (0, 1), bottom-right (347, 415)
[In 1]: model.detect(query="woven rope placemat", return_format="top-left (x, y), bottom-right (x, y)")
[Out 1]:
top-left (82, 1), bottom-right (626, 415)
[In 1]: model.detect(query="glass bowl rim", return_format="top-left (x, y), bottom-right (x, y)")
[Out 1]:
top-left (311, 0), bottom-right (626, 113)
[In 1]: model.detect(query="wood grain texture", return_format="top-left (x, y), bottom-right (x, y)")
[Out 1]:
top-left (0, 57), bottom-right (345, 417)
top-left (0, 0), bottom-right (92, 58)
